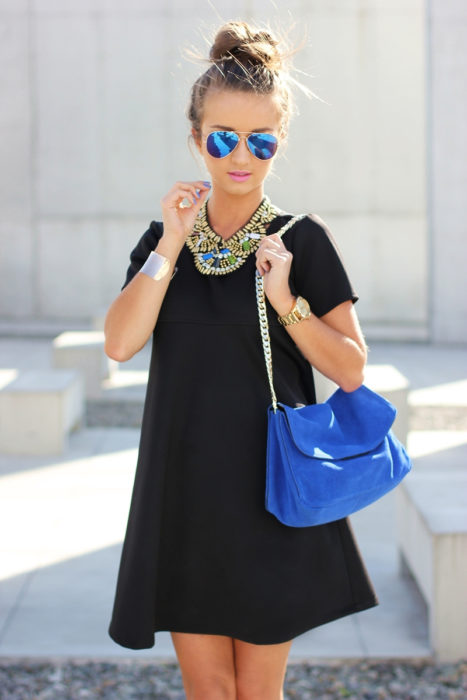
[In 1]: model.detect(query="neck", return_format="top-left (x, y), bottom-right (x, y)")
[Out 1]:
top-left (206, 187), bottom-right (266, 239)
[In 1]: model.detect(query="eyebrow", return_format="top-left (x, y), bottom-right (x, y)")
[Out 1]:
top-left (208, 124), bottom-right (273, 132)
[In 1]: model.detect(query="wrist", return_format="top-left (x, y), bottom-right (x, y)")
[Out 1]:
top-left (274, 294), bottom-right (296, 317)
top-left (156, 233), bottom-right (184, 259)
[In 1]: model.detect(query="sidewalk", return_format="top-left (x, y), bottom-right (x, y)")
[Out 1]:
top-left (0, 336), bottom-right (465, 661)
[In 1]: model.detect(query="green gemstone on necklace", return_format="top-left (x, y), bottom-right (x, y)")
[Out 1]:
top-left (228, 254), bottom-right (236, 264)
top-left (242, 241), bottom-right (251, 251)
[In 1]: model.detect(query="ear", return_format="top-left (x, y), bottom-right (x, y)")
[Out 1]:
top-left (276, 125), bottom-right (288, 151)
top-left (191, 127), bottom-right (202, 152)
top-left (278, 123), bottom-right (287, 143)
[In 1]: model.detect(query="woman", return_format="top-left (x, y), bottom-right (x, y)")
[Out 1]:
top-left (105, 20), bottom-right (378, 700)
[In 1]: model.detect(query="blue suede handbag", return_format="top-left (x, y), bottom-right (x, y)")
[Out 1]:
top-left (256, 215), bottom-right (412, 528)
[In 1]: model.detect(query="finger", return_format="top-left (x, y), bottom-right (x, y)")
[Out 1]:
top-left (183, 188), bottom-right (209, 210)
top-left (267, 232), bottom-right (289, 247)
top-left (181, 187), bottom-right (203, 207)
top-left (163, 184), bottom-right (195, 203)
top-left (255, 246), bottom-right (280, 266)
top-left (268, 234), bottom-right (291, 255)
top-left (258, 237), bottom-right (281, 251)
top-left (255, 253), bottom-right (270, 274)
top-left (256, 249), bottom-right (290, 266)
top-left (256, 246), bottom-right (275, 269)
top-left (188, 181), bottom-right (211, 202)
top-left (256, 260), bottom-right (271, 275)
top-left (184, 186), bottom-right (209, 204)
top-left (170, 182), bottom-right (208, 206)
top-left (165, 186), bottom-right (203, 209)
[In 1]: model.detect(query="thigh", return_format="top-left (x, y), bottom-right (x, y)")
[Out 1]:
top-left (170, 632), bottom-right (236, 699)
top-left (234, 637), bottom-right (293, 700)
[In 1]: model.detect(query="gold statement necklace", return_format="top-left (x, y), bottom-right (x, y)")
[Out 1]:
top-left (185, 195), bottom-right (283, 275)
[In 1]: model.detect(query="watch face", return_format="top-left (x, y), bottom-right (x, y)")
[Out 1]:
top-left (296, 296), bottom-right (310, 316)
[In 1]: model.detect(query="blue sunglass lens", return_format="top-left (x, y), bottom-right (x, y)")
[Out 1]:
top-left (206, 131), bottom-right (239, 158)
top-left (247, 133), bottom-right (278, 160)
top-left (206, 132), bottom-right (278, 160)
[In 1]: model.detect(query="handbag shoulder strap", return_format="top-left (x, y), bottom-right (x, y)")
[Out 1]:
top-left (255, 214), bottom-right (307, 412)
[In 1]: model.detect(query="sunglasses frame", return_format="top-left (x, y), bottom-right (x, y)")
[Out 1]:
top-left (203, 130), bottom-right (279, 161)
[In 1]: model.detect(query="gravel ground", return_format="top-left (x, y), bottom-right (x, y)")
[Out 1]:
top-left (85, 400), bottom-right (145, 428)
top-left (0, 658), bottom-right (465, 699)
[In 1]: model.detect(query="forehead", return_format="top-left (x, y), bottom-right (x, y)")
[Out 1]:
top-left (201, 89), bottom-right (281, 131)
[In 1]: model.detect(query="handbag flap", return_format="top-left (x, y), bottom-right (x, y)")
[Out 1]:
top-left (276, 384), bottom-right (397, 460)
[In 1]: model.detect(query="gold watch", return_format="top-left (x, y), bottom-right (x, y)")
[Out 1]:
top-left (277, 296), bottom-right (311, 326)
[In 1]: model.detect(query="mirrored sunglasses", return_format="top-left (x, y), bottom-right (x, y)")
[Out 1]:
top-left (205, 131), bottom-right (278, 161)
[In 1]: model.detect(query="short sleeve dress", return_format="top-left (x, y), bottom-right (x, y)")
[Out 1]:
top-left (108, 202), bottom-right (379, 650)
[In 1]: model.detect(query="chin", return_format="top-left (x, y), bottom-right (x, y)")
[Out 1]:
top-left (225, 179), bottom-right (263, 194)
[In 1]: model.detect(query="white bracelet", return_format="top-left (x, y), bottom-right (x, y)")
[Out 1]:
top-left (140, 251), bottom-right (177, 281)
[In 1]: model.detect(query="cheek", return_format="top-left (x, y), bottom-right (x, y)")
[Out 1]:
top-left (259, 159), bottom-right (274, 178)
top-left (202, 155), bottom-right (221, 175)
top-left (199, 148), bottom-right (274, 180)
top-left (196, 146), bottom-right (213, 169)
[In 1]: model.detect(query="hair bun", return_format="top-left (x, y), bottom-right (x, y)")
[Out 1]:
top-left (209, 21), bottom-right (283, 72)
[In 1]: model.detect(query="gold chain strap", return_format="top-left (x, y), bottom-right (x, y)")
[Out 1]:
top-left (255, 214), bottom-right (307, 413)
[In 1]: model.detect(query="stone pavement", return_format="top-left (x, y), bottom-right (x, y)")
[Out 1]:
top-left (0, 336), bottom-right (465, 661)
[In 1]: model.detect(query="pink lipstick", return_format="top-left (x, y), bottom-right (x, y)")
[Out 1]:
top-left (228, 171), bottom-right (251, 182)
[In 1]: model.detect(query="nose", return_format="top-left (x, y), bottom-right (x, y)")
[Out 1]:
top-left (230, 135), bottom-right (251, 165)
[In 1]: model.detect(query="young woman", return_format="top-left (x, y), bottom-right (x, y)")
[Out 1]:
top-left (105, 20), bottom-right (378, 700)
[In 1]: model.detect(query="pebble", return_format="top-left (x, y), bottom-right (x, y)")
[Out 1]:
top-left (85, 400), bottom-right (144, 428)
top-left (0, 659), bottom-right (466, 699)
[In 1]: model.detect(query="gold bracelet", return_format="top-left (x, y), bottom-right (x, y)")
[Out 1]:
top-left (277, 296), bottom-right (311, 326)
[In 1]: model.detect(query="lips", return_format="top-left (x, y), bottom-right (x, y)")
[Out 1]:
top-left (228, 171), bottom-right (251, 182)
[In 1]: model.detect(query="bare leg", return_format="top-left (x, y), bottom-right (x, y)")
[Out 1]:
top-left (234, 637), bottom-right (293, 700)
top-left (170, 632), bottom-right (236, 700)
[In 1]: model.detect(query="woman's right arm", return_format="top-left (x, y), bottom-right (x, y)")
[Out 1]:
top-left (104, 233), bottom-right (183, 362)
top-left (104, 180), bottom-right (211, 362)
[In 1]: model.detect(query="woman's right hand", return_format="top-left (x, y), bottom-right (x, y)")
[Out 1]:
top-left (161, 180), bottom-right (211, 242)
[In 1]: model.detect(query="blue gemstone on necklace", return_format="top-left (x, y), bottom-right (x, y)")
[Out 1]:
top-left (202, 252), bottom-right (214, 260)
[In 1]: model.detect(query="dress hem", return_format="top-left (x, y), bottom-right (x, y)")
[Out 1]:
top-left (108, 596), bottom-right (379, 650)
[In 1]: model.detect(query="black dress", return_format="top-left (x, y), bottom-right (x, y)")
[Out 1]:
top-left (108, 206), bottom-right (379, 649)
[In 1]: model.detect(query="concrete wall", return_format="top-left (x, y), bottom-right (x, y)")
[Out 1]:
top-left (428, 1), bottom-right (467, 342)
top-left (0, 0), bottom-right (462, 342)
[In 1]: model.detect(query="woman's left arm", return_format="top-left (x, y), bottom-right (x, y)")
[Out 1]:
top-left (256, 232), bottom-right (367, 393)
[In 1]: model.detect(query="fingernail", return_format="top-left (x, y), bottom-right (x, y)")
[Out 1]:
top-left (195, 189), bottom-right (201, 198)
top-left (203, 181), bottom-right (211, 187)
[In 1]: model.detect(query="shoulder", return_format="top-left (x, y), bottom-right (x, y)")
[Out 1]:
top-left (145, 220), bottom-right (164, 245)
top-left (285, 213), bottom-right (358, 314)
top-left (297, 213), bottom-right (334, 239)
top-left (130, 220), bottom-right (163, 256)
top-left (286, 212), bottom-right (342, 256)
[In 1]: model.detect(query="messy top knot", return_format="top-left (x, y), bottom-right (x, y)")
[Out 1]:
top-left (209, 22), bottom-right (283, 73)
top-left (186, 20), bottom-right (307, 146)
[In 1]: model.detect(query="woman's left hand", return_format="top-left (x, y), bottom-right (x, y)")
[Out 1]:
top-left (255, 234), bottom-right (295, 313)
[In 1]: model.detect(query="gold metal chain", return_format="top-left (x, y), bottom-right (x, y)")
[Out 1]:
top-left (255, 214), bottom-right (307, 413)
